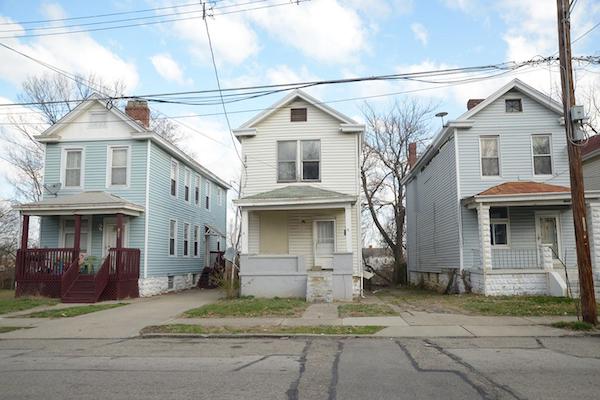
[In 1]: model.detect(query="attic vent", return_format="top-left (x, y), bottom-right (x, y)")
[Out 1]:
top-left (505, 99), bottom-right (522, 113)
top-left (291, 108), bottom-right (307, 122)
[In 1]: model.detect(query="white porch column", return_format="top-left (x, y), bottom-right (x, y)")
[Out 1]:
top-left (589, 202), bottom-right (600, 273)
top-left (476, 204), bottom-right (492, 271)
top-left (241, 208), bottom-right (249, 254)
top-left (344, 204), bottom-right (352, 253)
top-left (539, 245), bottom-right (553, 271)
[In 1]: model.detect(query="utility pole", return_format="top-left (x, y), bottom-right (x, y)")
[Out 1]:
top-left (556, 0), bottom-right (597, 325)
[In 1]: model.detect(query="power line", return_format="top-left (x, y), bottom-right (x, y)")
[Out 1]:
top-left (0, 0), bottom-right (310, 39)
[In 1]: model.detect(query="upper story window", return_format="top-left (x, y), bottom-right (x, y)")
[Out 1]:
top-left (217, 187), bottom-right (223, 206)
top-left (532, 135), bottom-right (553, 175)
top-left (277, 141), bottom-right (297, 182)
top-left (194, 175), bottom-right (200, 206)
top-left (301, 140), bottom-right (320, 181)
top-left (505, 99), bottom-right (523, 113)
top-left (480, 136), bottom-right (500, 177)
top-left (63, 148), bottom-right (83, 188)
top-left (170, 160), bottom-right (178, 197)
top-left (108, 146), bottom-right (128, 187)
top-left (490, 207), bottom-right (509, 246)
top-left (290, 108), bottom-right (307, 122)
top-left (205, 180), bottom-right (211, 210)
top-left (184, 168), bottom-right (191, 202)
top-left (89, 111), bottom-right (107, 129)
top-left (169, 219), bottom-right (176, 256)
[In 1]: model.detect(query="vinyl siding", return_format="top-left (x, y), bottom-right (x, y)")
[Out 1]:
top-left (457, 90), bottom-right (569, 197)
top-left (240, 99), bottom-right (359, 197)
top-left (408, 135), bottom-right (460, 272)
top-left (584, 155), bottom-right (600, 190)
top-left (145, 141), bottom-right (227, 277)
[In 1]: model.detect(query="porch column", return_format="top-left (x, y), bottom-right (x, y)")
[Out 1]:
top-left (589, 202), bottom-right (600, 273)
top-left (116, 213), bottom-right (124, 249)
top-left (476, 204), bottom-right (492, 271)
top-left (344, 204), bottom-right (352, 252)
top-left (20, 214), bottom-right (29, 250)
top-left (241, 208), bottom-right (249, 254)
top-left (73, 214), bottom-right (81, 262)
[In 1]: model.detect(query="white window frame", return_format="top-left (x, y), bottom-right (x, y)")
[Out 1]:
top-left (61, 147), bottom-right (85, 189)
top-left (301, 139), bottom-right (321, 182)
top-left (59, 216), bottom-right (91, 254)
top-left (106, 145), bottom-right (131, 188)
top-left (184, 168), bottom-right (191, 202)
top-left (490, 207), bottom-right (510, 248)
top-left (194, 175), bottom-right (201, 207)
top-left (183, 223), bottom-right (190, 257)
top-left (479, 135), bottom-right (501, 178)
top-left (313, 218), bottom-right (337, 257)
top-left (531, 134), bottom-right (554, 176)
top-left (205, 180), bottom-right (211, 211)
top-left (277, 140), bottom-right (298, 183)
top-left (168, 219), bottom-right (177, 257)
top-left (170, 159), bottom-right (179, 198)
top-left (193, 225), bottom-right (200, 257)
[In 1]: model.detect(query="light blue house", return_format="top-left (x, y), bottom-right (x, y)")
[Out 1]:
top-left (403, 79), bottom-right (600, 296)
top-left (15, 96), bottom-right (228, 301)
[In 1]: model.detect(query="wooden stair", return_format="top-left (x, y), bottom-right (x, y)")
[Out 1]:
top-left (61, 274), bottom-right (97, 303)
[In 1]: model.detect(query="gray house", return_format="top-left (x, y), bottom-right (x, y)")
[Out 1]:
top-left (403, 79), bottom-right (600, 296)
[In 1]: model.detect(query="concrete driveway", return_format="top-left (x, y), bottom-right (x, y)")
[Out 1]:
top-left (0, 289), bottom-right (221, 339)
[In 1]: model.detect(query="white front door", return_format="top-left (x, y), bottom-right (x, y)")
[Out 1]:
top-left (536, 213), bottom-right (561, 261)
top-left (313, 220), bottom-right (335, 269)
top-left (102, 219), bottom-right (128, 256)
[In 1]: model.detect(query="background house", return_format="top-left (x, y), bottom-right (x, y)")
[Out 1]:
top-left (14, 96), bottom-right (228, 301)
top-left (233, 90), bottom-right (364, 301)
top-left (404, 79), bottom-right (600, 296)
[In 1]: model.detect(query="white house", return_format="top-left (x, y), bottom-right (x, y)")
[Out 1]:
top-left (233, 90), bottom-right (364, 301)
top-left (403, 79), bottom-right (600, 297)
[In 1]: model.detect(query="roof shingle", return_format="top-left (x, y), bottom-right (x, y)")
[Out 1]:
top-left (477, 181), bottom-right (570, 196)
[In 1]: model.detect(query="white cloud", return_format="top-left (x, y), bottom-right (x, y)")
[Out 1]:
top-left (150, 53), bottom-right (190, 85)
top-left (410, 23), bottom-right (428, 46)
top-left (250, 0), bottom-right (369, 64)
top-left (442, 0), bottom-right (477, 12)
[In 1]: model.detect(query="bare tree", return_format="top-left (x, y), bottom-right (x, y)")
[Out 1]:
top-left (150, 110), bottom-right (182, 145)
top-left (360, 99), bottom-right (434, 284)
top-left (0, 201), bottom-right (19, 262)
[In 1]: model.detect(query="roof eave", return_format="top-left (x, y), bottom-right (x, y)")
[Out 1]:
top-left (234, 195), bottom-right (357, 208)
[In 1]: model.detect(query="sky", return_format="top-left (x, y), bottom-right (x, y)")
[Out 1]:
top-left (0, 0), bottom-right (599, 204)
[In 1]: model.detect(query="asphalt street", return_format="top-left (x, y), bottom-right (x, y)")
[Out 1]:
top-left (1, 336), bottom-right (599, 400)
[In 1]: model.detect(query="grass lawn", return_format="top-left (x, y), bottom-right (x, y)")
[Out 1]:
top-left (550, 321), bottom-right (596, 331)
top-left (0, 289), bottom-right (59, 315)
top-left (183, 297), bottom-right (308, 318)
top-left (20, 303), bottom-right (127, 318)
top-left (142, 324), bottom-right (384, 335)
top-left (0, 326), bottom-right (31, 333)
top-left (338, 303), bottom-right (397, 318)
top-left (377, 288), bottom-right (595, 317)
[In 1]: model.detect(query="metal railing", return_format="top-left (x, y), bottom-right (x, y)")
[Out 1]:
top-left (492, 248), bottom-right (541, 269)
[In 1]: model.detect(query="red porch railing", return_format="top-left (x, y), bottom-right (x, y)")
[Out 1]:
top-left (15, 248), bottom-right (75, 297)
top-left (93, 253), bottom-right (111, 302)
top-left (100, 248), bottom-right (141, 300)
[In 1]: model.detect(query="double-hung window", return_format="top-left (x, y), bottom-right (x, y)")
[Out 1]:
top-left (205, 180), bottom-right (211, 210)
top-left (490, 207), bottom-right (509, 246)
top-left (195, 176), bottom-right (200, 206)
top-left (170, 160), bottom-right (178, 197)
top-left (108, 146), bottom-right (128, 186)
top-left (184, 168), bottom-right (191, 202)
top-left (64, 149), bottom-right (83, 188)
top-left (217, 187), bottom-right (223, 206)
top-left (169, 220), bottom-right (177, 256)
top-left (183, 223), bottom-right (190, 256)
top-left (301, 140), bottom-right (320, 181)
top-left (277, 141), bottom-right (297, 182)
top-left (532, 135), bottom-right (552, 175)
top-left (480, 136), bottom-right (500, 177)
top-left (62, 217), bottom-right (90, 252)
top-left (193, 225), bottom-right (199, 257)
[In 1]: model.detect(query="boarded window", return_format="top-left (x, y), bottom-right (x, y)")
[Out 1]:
top-left (290, 108), bottom-right (307, 122)
top-left (480, 136), bottom-right (500, 176)
top-left (277, 141), bottom-right (297, 181)
top-left (532, 135), bottom-right (552, 175)
top-left (505, 99), bottom-right (522, 112)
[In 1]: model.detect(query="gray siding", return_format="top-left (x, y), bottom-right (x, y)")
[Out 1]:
top-left (584, 155), bottom-right (600, 191)
top-left (408, 135), bottom-right (460, 272)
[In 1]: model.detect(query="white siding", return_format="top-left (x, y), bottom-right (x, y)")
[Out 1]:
top-left (240, 99), bottom-right (359, 197)
top-left (584, 155), bottom-right (600, 190)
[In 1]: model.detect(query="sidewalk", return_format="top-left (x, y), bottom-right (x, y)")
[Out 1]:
top-left (158, 302), bottom-right (585, 338)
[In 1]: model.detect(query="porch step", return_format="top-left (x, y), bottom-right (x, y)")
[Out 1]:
top-left (62, 275), bottom-right (97, 303)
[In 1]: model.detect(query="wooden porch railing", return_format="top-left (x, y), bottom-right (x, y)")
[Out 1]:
top-left (16, 248), bottom-right (75, 280)
top-left (93, 254), bottom-right (111, 302)
top-left (60, 258), bottom-right (80, 298)
top-left (108, 248), bottom-right (140, 280)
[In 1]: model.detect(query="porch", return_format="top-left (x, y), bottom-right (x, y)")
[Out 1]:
top-left (14, 192), bottom-right (144, 303)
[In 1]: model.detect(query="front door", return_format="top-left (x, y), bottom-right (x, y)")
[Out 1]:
top-left (536, 214), bottom-right (560, 261)
top-left (313, 220), bottom-right (335, 269)
top-left (102, 219), bottom-right (128, 256)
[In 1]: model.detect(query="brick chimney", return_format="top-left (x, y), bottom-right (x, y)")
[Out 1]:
top-left (125, 100), bottom-right (150, 128)
top-left (408, 142), bottom-right (417, 169)
top-left (467, 99), bottom-right (484, 110)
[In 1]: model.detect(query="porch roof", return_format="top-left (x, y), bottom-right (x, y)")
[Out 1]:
top-left (14, 191), bottom-right (145, 216)
top-left (463, 181), bottom-right (600, 208)
top-left (234, 185), bottom-right (357, 208)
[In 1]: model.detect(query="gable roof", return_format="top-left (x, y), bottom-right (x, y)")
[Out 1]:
top-left (234, 89), bottom-right (362, 132)
top-left (401, 79), bottom-right (564, 185)
top-left (476, 181), bottom-right (570, 196)
top-left (582, 134), bottom-right (600, 160)
top-left (34, 94), bottom-right (230, 189)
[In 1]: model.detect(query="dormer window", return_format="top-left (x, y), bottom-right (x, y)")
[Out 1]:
top-left (505, 99), bottom-right (522, 113)
top-left (291, 108), bottom-right (307, 122)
